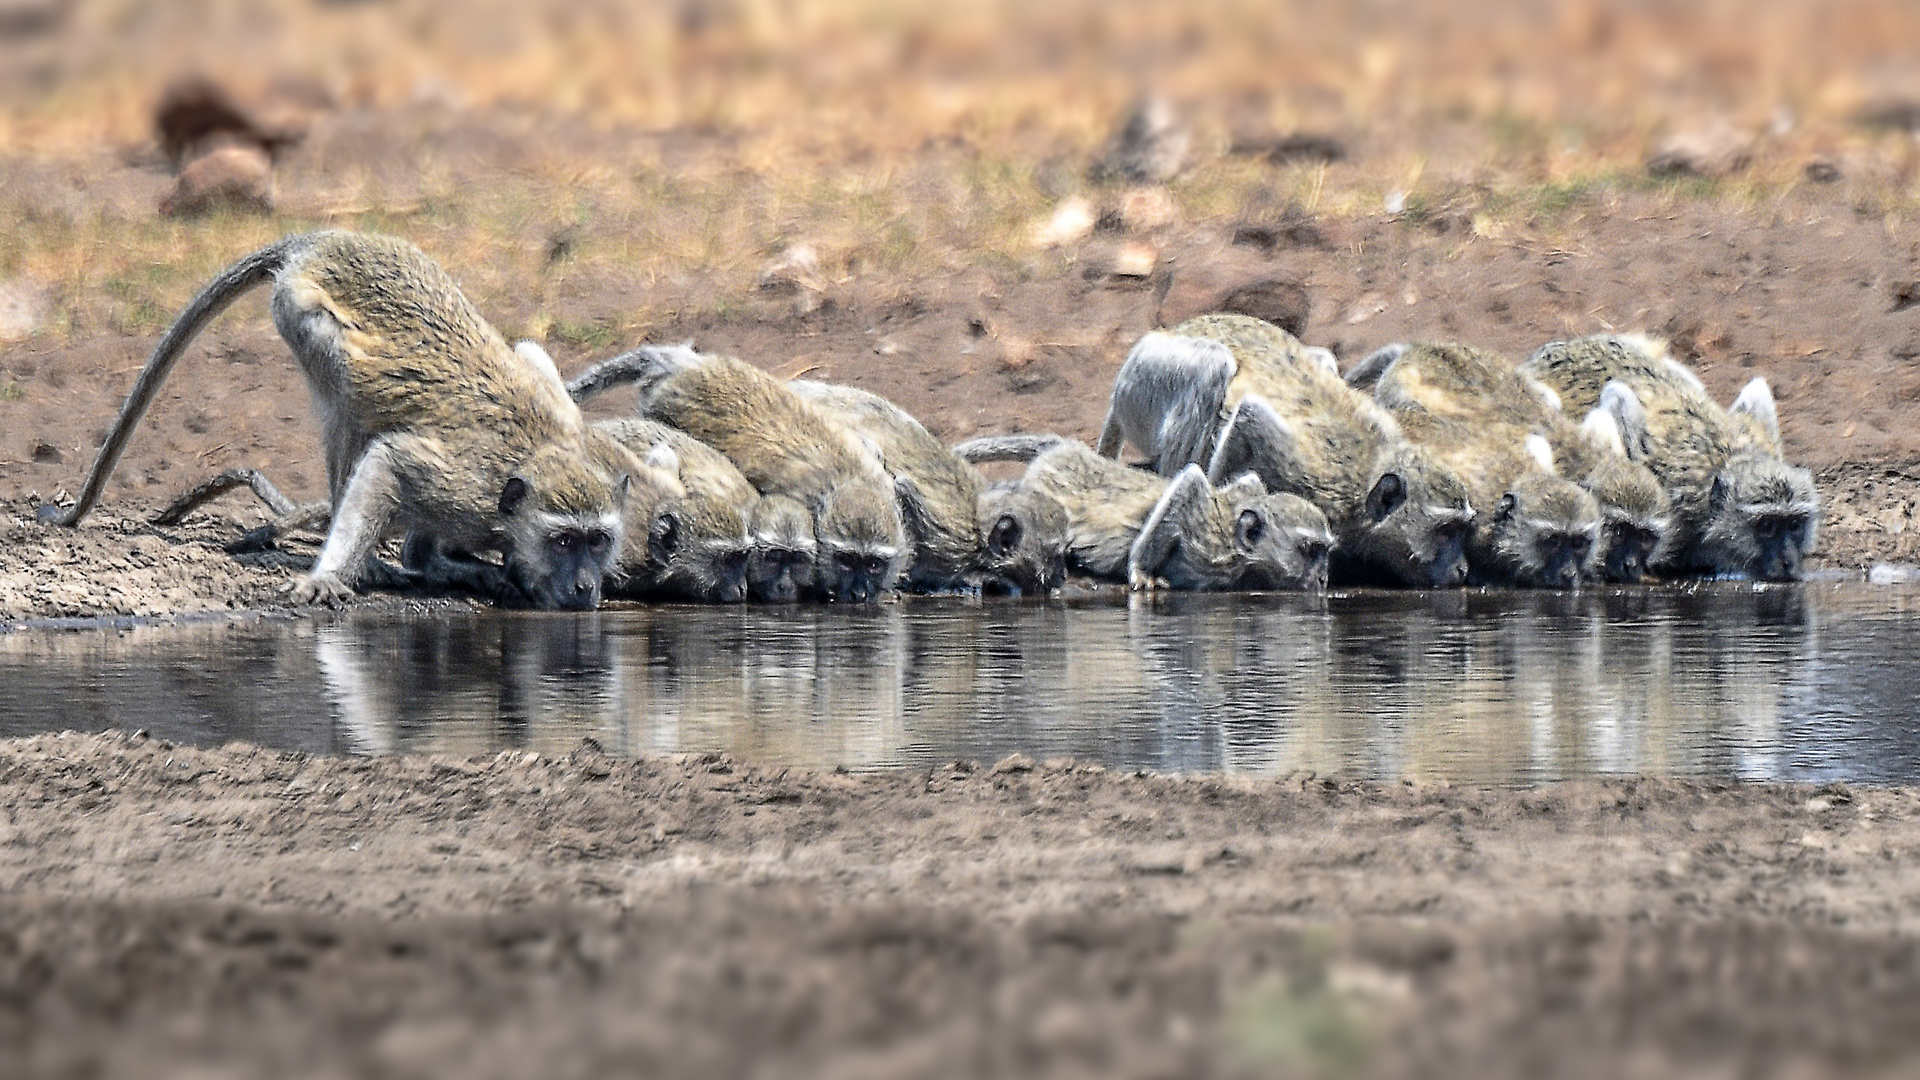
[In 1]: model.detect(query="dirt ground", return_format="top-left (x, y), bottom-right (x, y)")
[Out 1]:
top-left (11, 1), bottom-right (1920, 1076)
top-left (3, 731), bottom-right (1919, 1079)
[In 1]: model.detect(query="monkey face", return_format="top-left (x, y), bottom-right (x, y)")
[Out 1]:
top-left (1355, 455), bottom-right (1473, 588)
top-left (813, 484), bottom-right (906, 603)
top-left (747, 495), bottom-right (819, 602)
top-left (1700, 455), bottom-right (1819, 581)
top-left (818, 541), bottom-right (903, 603)
top-left (1489, 477), bottom-right (1601, 589)
top-left (1597, 510), bottom-right (1668, 583)
top-left (641, 500), bottom-right (752, 603)
top-left (497, 471), bottom-right (626, 611)
top-left (1229, 493), bottom-right (1332, 591)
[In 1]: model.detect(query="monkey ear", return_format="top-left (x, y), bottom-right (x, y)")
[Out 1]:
top-left (1233, 507), bottom-right (1267, 552)
top-left (1365, 471), bottom-right (1406, 522)
top-left (611, 471), bottom-right (631, 508)
top-left (987, 513), bottom-right (1022, 558)
top-left (1496, 492), bottom-right (1518, 521)
top-left (1730, 377), bottom-right (1782, 449)
top-left (648, 511), bottom-right (681, 562)
top-left (1598, 381), bottom-right (1651, 461)
top-left (499, 476), bottom-right (531, 517)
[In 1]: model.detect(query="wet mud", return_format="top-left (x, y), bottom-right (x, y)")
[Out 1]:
top-left (3, 732), bottom-right (1919, 1078)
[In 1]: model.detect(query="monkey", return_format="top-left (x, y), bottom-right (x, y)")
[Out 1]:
top-left (590, 418), bottom-right (752, 602)
top-left (1363, 342), bottom-right (1604, 588)
top-left (1100, 312), bottom-right (1474, 587)
top-left (1520, 334), bottom-right (1819, 581)
top-left (786, 379), bottom-right (1070, 595)
top-left (953, 434), bottom-right (1334, 591)
top-left (1351, 338), bottom-right (1670, 582)
top-left (746, 493), bottom-right (819, 602)
top-left (564, 344), bottom-right (908, 603)
top-left (36, 231), bottom-right (635, 609)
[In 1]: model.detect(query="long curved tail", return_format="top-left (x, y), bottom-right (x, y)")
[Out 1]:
top-left (41, 236), bottom-right (308, 527)
top-left (564, 343), bottom-right (702, 404)
top-left (950, 433), bottom-right (1067, 464)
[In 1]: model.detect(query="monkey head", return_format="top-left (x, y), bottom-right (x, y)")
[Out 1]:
top-left (747, 494), bottom-right (819, 603)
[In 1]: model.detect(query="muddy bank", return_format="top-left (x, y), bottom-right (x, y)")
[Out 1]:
top-left (3, 732), bottom-right (1919, 1077)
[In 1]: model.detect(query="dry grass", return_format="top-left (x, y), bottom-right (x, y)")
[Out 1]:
top-left (3, 0), bottom-right (1920, 346)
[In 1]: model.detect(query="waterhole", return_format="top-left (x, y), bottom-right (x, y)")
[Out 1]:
top-left (3, 583), bottom-right (1916, 784)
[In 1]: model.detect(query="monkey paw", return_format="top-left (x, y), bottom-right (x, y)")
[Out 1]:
top-left (286, 572), bottom-right (357, 607)
top-left (1126, 569), bottom-right (1169, 592)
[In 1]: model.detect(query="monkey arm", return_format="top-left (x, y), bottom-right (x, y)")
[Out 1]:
top-left (1127, 464), bottom-right (1209, 590)
top-left (564, 343), bottom-right (704, 404)
top-left (291, 437), bottom-right (411, 605)
top-left (1204, 394), bottom-right (1297, 489)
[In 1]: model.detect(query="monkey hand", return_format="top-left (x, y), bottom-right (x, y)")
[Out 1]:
top-left (286, 572), bottom-right (357, 607)
top-left (1126, 568), bottom-right (1169, 592)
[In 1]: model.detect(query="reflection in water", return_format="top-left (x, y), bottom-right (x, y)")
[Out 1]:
top-left (0, 584), bottom-right (1910, 784)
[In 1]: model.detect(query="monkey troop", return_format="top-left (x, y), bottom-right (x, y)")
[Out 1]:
top-left (45, 231), bottom-right (1815, 605)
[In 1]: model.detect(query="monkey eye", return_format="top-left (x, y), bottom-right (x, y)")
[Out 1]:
top-left (1434, 520), bottom-right (1466, 546)
top-left (553, 532), bottom-right (579, 552)
top-left (836, 552), bottom-right (860, 572)
top-left (586, 530), bottom-right (613, 556)
top-left (1299, 539), bottom-right (1330, 563)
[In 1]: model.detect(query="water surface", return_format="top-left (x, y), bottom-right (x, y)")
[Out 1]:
top-left (3, 583), bottom-right (1916, 784)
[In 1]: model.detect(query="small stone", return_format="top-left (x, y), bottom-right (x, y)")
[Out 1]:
top-left (1028, 196), bottom-right (1095, 248)
top-left (1088, 93), bottom-right (1189, 185)
top-left (29, 443), bottom-right (61, 464)
top-left (989, 752), bottom-right (1035, 775)
top-left (1106, 241), bottom-right (1159, 279)
top-left (1647, 121), bottom-right (1754, 178)
top-left (159, 144), bottom-right (275, 217)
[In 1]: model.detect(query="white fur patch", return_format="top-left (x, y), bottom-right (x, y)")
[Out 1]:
top-left (1524, 433), bottom-right (1556, 472)
top-left (1580, 407), bottom-right (1626, 457)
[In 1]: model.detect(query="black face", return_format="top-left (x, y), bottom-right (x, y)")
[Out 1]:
top-left (1603, 524), bottom-right (1662, 583)
top-left (710, 547), bottom-right (750, 603)
top-left (750, 548), bottom-right (814, 603)
top-left (1423, 518), bottom-right (1470, 587)
top-left (1530, 532), bottom-right (1591, 589)
top-left (826, 548), bottom-right (895, 603)
top-left (1751, 512), bottom-right (1812, 582)
top-left (515, 526), bottom-right (616, 611)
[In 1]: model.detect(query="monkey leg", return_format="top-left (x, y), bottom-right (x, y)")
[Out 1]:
top-left (151, 467), bottom-right (334, 554)
top-left (1204, 394), bottom-right (1297, 490)
top-left (1127, 465), bottom-right (1210, 590)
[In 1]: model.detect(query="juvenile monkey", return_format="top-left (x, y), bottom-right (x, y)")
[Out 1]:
top-left (39, 231), bottom-right (633, 609)
top-left (746, 493), bottom-right (819, 602)
top-left (953, 434), bottom-right (1334, 591)
top-left (787, 379), bottom-right (1069, 595)
top-left (566, 345), bottom-right (907, 603)
top-left (1102, 313), bottom-right (1473, 587)
top-left (592, 418), bottom-right (752, 602)
top-left (1365, 342), bottom-right (1603, 588)
top-left (1349, 339), bottom-right (1670, 582)
top-left (1520, 334), bottom-right (1819, 581)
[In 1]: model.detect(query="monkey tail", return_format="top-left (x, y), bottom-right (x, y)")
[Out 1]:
top-left (951, 434), bottom-right (1066, 464)
top-left (1094, 403), bottom-right (1125, 457)
top-left (40, 236), bottom-right (309, 527)
top-left (564, 343), bottom-right (702, 404)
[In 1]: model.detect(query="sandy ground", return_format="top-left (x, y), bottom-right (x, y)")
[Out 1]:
top-left (1, 731), bottom-right (1917, 1079)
